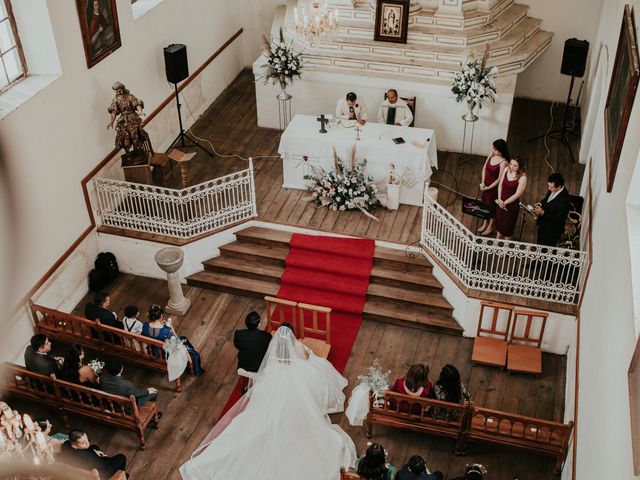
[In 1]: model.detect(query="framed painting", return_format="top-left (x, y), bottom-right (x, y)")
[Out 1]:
top-left (76, 0), bottom-right (122, 68)
top-left (604, 4), bottom-right (639, 192)
top-left (374, 0), bottom-right (409, 44)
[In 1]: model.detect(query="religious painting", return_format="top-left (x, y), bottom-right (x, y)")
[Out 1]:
top-left (76, 0), bottom-right (122, 68)
top-left (374, 0), bottom-right (409, 44)
top-left (604, 4), bottom-right (639, 192)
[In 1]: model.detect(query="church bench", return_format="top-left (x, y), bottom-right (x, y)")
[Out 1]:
top-left (30, 304), bottom-right (192, 392)
top-left (2, 363), bottom-right (159, 449)
top-left (367, 391), bottom-right (573, 473)
top-left (469, 407), bottom-right (573, 474)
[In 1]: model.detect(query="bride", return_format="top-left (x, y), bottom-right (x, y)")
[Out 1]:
top-left (179, 323), bottom-right (357, 479)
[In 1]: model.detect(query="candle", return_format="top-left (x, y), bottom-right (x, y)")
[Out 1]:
top-left (303, 14), bottom-right (308, 29)
top-left (22, 414), bottom-right (34, 431)
top-left (314, 15), bottom-right (320, 29)
top-left (36, 431), bottom-right (47, 449)
top-left (294, 7), bottom-right (298, 24)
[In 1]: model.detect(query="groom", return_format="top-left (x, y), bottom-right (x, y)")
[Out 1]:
top-left (234, 311), bottom-right (271, 374)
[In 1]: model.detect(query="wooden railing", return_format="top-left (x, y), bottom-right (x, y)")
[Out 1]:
top-left (2, 363), bottom-right (158, 449)
top-left (367, 391), bottom-right (573, 474)
top-left (30, 304), bottom-right (192, 391)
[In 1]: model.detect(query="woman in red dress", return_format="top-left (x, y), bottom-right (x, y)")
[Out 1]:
top-left (495, 158), bottom-right (527, 240)
top-left (478, 139), bottom-right (510, 235)
top-left (390, 363), bottom-right (431, 414)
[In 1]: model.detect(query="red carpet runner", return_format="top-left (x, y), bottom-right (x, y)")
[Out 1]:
top-left (219, 233), bottom-right (375, 417)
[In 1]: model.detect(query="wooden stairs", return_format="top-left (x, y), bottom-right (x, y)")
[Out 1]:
top-left (186, 227), bottom-right (463, 335)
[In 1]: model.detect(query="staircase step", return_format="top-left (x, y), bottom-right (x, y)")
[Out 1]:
top-left (187, 270), bottom-right (278, 297)
top-left (367, 284), bottom-right (452, 315)
top-left (203, 256), bottom-right (284, 281)
top-left (363, 300), bottom-right (463, 335)
top-left (370, 265), bottom-right (441, 292)
top-left (219, 241), bottom-right (289, 264)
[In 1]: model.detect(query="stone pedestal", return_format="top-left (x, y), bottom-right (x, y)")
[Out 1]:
top-left (154, 247), bottom-right (191, 316)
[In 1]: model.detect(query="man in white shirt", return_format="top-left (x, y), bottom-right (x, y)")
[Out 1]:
top-left (377, 89), bottom-right (413, 127)
top-left (335, 92), bottom-right (367, 125)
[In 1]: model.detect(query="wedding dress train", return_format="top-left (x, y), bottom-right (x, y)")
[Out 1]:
top-left (179, 326), bottom-right (356, 480)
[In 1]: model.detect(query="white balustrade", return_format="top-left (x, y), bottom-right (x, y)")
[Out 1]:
top-left (420, 195), bottom-right (588, 304)
top-left (94, 163), bottom-right (257, 239)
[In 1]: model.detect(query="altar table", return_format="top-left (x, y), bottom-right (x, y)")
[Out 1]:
top-left (278, 115), bottom-right (438, 206)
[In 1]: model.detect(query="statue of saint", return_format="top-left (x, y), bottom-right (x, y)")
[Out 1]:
top-left (107, 82), bottom-right (148, 152)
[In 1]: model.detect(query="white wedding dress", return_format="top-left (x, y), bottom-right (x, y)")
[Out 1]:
top-left (179, 326), bottom-right (357, 480)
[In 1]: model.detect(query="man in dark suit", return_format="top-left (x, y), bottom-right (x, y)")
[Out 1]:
top-left (233, 311), bottom-right (271, 373)
top-left (88, 291), bottom-right (124, 329)
top-left (396, 455), bottom-right (443, 480)
top-left (61, 429), bottom-right (126, 480)
top-left (24, 334), bottom-right (60, 376)
top-left (534, 172), bottom-right (571, 247)
top-left (100, 357), bottom-right (158, 410)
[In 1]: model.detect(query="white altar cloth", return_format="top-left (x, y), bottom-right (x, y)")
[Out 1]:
top-left (278, 115), bottom-right (438, 206)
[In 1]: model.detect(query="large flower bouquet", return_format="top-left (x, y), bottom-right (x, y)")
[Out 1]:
top-left (451, 55), bottom-right (497, 109)
top-left (261, 29), bottom-right (304, 88)
top-left (308, 149), bottom-right (379, 217)
top-left (358, 359), bottom-right (392, 406)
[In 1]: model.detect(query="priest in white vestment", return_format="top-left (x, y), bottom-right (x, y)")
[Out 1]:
top-left (336, 92), bottom-right (367, 125)
top-left (377, 89), bottom-right (413, 127)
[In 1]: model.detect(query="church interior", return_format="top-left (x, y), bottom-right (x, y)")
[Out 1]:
top-left (0, 0), bottom-right (639, 479)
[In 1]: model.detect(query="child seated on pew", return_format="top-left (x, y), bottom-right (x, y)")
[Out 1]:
top-left (122, 305), bottom-right (144, 334)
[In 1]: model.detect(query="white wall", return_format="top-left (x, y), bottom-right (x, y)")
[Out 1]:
top-left (569, 1), bottom-right (640, 479)
top-left (514, 0), bottom-right (603, 102)
top-left (0, 0), bottom-right (244, 331)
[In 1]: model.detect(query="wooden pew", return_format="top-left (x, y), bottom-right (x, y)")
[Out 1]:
top-left (366, 391), bottom-right (470, 454)
top-left (30, 304), bottom-right (192, 392)
top-left (469, 406), bottom-right (573, 474)
top-left (367, 391), bottom-right (573, 473)
top-left (2, 363), bottom-right (159, 449)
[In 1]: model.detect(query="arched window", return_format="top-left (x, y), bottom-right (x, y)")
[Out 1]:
top-left (0, 0), bottom-right (26, 92)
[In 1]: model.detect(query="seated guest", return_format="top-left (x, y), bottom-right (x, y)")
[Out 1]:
top-left (58, 344), bottom-right (99, 386)
top-left (91, 291), bottom-right (124, 329)
top-left (397, 455), bottom-right (443, 480)
top-left (495, 158), bottom-right (527, 240)
top-left (336, 91), bottom-right (367, 125)
top-left (478, 139), bottom-right (510, 236)
top-left (449, 463), bottom-right (486, 480)
top-left (122, 305), bottom-right (144, 334)
top-left (429, 364), bottom-right (471, 404)
top-left (24, 334), bottom-right (60, 376)
top-left (234, 311), bottom-right (271, 373)
top-left (61, 429), bottom-right (126, 480)
top-left (100, 357), bottom-right (158, 408)
top-left (390, 363), bottom-right (432, 414)
top-left (357, 442), bottom-right (397, 480)
top-left (534, 172), bottom-right (571, 247)
top-left (142, 304), bottom-right (205, 376)
top-left (377, 89), bottom-right (413, 127)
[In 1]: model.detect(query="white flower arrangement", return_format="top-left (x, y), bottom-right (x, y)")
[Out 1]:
top-left (88, 359), bottom-right (104, 375)
top-left (357, 359), bottom-right (391, 406)
top-left (163, 335), bottom-right (186, 356)
top-left (261, 29), bottom-right (303, 88)
top-left (307, 148), bottom-right (379, 217)
top-left (451, 55), bottom-right (497, 109)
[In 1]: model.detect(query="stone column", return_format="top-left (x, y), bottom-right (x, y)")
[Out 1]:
top-left (155, 247), bottom-right (191, 316)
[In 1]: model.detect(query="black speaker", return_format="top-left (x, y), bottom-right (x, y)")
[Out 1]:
top-left (164, 44), bottom-right (189, 84)
top-left (560, 38), bottom-right (589, 78)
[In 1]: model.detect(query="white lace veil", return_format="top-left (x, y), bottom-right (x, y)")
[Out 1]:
top-left (190, 325), bottom-right (305, 456)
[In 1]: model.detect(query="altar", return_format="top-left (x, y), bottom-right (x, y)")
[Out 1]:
top-left (278, 114), bottom-right (438, 206)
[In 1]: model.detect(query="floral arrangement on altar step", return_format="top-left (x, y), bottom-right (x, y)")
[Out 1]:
top-left (451, 49), bottom-right (497, 119)
top-left (261, 28), bottom-right (304, 90)
top-left (307, 148), bottom-right (379, 219)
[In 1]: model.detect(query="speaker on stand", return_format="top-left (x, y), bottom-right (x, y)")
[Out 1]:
top-left (529, 38), bottom-right (589, 163)
top-left (164, 43), bottom-right (214, 156)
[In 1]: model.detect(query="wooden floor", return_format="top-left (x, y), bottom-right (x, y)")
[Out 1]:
top-left (8, 274), bottom-right (566, 479)
top-left (165, 69), bottom-right (583, 246)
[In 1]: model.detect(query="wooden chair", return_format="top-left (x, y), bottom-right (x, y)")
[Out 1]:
top-left (297, 302), bottom-right (332, 359)
top-left (383, 92), bottom-right (416, 127)
top-left (264, 296), bottom-right (297, 333)
top-left (471, 301), bottom-right (513, 368)
top-left (507, 309), bottom-right (548, 375)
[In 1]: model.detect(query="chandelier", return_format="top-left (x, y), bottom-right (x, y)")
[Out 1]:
top-left (0, 402), bottom-right (54, 467)
top-left (293, 0), bottom-right (339, 47)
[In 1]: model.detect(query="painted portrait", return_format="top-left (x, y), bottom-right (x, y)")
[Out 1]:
top-left (374, 0), bottom-right (409, 44)
top-left (76, 0), bottom-right (122, 68)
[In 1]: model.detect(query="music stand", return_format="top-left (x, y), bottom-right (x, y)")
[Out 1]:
top-left (461, 196), bottom-right (494, 233)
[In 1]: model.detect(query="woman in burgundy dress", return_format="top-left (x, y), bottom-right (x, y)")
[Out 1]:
top-left (390, 363), bottom-right (432, 414)
top-left (478, 139), bottom-right (510, 235)
top-left (495, 158), bottom-right (527, 240)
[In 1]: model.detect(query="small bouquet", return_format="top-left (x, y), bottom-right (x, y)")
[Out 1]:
top-left (451, 48), bottom-right (497, 110)
top-left (307, 148), bottom-right (379, 219)
top-left (163, 336), bottom-right (189, 382)
top-left (357, 359), bottom-right (392, 406)
top-left (88, 359), bottom-right (105, 375)
top-left (163, 335), bottom-right (186, 355)
top-left (260, 28), bottom-right (304, 88)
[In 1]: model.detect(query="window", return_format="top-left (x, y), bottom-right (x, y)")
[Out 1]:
top-left (0, 0), bottom-right (26, 92)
